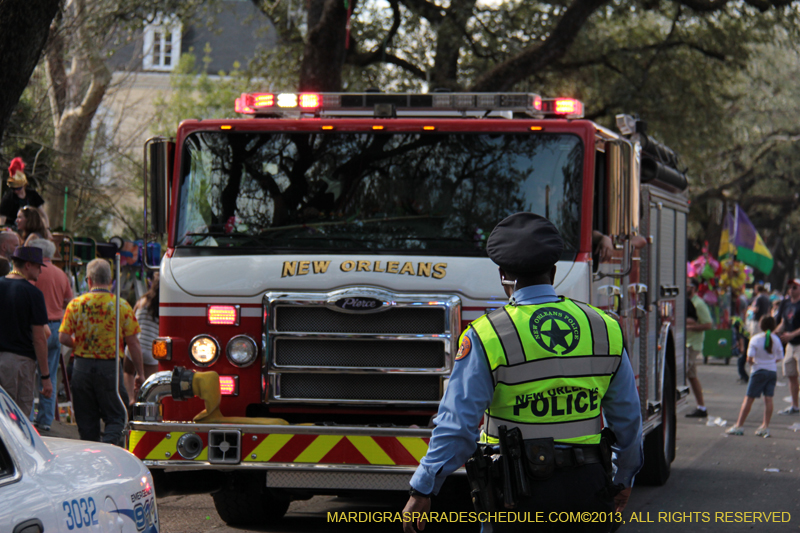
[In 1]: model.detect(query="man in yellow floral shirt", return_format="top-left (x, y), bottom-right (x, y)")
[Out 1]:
top-left (60, 259), bottom-right (145, 445)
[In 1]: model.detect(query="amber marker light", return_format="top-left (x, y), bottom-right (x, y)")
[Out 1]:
top-left (321, 125), bottom-right (335, 130)
top-left (220, 125), bottom-right (233, 130)
top-left (423, 126), bottom-right (436, 131)
top-left (152, 338), bottom-right (172, 361)
top-left (530, 126), bottom-right (543, 131)
top-left (372, 125), bottom-right (384, 130)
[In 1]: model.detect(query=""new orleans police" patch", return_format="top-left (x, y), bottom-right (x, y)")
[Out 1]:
top-left (529, 307), bottom-right (580, 355)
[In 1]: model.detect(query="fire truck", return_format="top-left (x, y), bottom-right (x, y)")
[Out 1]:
top-left (129, 92), bottom-right (689, 526)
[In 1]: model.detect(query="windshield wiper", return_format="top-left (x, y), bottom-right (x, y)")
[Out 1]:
top-left (252, 235), bottom-right (377, 251)
top-left (178, 232), bottom-right (258, 246)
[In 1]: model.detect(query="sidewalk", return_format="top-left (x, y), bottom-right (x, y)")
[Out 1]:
top-left (41, 418), bottom-right (80, 439)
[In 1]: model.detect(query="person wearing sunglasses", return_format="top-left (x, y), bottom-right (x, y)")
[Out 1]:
top-left (0, 157), bottom-right (45, 229)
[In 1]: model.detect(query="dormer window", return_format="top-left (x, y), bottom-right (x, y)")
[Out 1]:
top-left (143, 16), bottom-right (182, 71)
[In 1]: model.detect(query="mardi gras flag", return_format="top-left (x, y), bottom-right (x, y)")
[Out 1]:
top-left (718, 205), bottom-right (773, 274)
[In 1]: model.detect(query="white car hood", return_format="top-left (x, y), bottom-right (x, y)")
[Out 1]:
top-left (40, 436), bottom-right (150, 494)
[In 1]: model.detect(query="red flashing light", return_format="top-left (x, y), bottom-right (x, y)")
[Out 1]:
top-left (234, 93), bottom-right (255, 114)
top-left (219, 376), bottom-right (238, 396)
top-left (299, 94), bottom-right (320, 108)
top-left (554, 98), bottom-right (582, 116)
top-left (533, 96), bottom-right (542, 111)
top-left (253, 93), bottom-right (274, 107)
top-left (235, 93), bottom-right (275, 114)
top-left (207, 305), bottom-right (239, 326)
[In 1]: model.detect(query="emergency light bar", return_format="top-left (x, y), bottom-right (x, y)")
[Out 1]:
top-left (233, 92), bottom-right (585, 119)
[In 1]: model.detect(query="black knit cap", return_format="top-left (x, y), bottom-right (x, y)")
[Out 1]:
top-left (486, 213), bottom-right (564, 276)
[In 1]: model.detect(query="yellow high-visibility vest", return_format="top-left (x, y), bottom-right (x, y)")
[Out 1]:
top-left (469, 297), bottom-right (624, 445)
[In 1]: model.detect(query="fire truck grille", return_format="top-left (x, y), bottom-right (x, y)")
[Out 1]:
top-left (266, 291), bottom-right (460, 405)
top-left (275, 339), bottom-right (445, 368)
top-left (278, 373), bottom-right (441, 402)
top-left (274, 307), bottom-right (446, 334)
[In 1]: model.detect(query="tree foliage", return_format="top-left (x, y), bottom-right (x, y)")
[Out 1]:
top-left (686, 39), bottom-right (800, 286)
top-left (247, 0), bottom-right (800, 282)
top-left (152, 48), bottom-right (254, 137)
top-left (2, 0), bottom-right (209, 239)
top-left (5, 0), bottom-right (800, 279)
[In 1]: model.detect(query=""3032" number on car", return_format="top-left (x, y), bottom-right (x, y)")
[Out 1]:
top-left (62, 497), bottom-right (99, 530)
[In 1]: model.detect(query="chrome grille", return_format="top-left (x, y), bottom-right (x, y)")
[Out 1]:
top-left (275, 306), bottom-right (445, 334)
top-left (274, 339), bottom-right (445, 368)
top-left (265, 289), bottom-right (461, 405)
top-left (278, 374), bottom-right (441, 402)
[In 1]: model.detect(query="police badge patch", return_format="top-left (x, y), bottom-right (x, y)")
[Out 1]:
top-left (529, 307), bottom-right (580, 355)
top-left (455, 336), bottom-right (472, 360)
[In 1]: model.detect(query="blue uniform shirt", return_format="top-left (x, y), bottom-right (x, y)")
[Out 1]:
top-left (410, 284), bottom-right (644, 495)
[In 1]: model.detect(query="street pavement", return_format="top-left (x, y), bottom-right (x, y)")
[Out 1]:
top-left (43, 357), bottom-right (800, 532)
top-left (622, 358), bottom-right (800, 532)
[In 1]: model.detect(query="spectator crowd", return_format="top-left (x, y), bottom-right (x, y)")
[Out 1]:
top-left (0, 156), bottom-right (158, 446)
top-left (686, 274), bottom-right (800, 439)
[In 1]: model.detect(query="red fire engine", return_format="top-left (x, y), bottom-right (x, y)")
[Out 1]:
top-left (129, 92), bottom-right (689, 526)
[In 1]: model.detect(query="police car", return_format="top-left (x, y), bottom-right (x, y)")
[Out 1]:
top-left (0, 386), bottom-right (158, 533)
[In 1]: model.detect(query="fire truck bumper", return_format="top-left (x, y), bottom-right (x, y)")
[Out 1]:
top-left (127, 422), bottom-right (453, 490)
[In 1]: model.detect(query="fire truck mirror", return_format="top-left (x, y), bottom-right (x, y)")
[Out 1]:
top-left (604, 140), bottom-right (638, 238)
top-left (146, 138), bottom-right (174, 236)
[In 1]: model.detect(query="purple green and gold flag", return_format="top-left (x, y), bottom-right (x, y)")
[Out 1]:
top-left (718, 205), bottom-right (773, 274)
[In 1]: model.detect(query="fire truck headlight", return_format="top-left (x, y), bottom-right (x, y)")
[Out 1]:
top-left (226, 335), bottom-right (258, 367)
top-left (189, 335), bottom-right (220, 367)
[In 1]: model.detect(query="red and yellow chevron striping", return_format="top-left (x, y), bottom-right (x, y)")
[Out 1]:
top-left (129, 430), bottom-right (430, 466)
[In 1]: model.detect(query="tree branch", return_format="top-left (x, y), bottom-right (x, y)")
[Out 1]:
top-left (430, 1), bottom-right (477, 90)
top-left (398, 0), bottom-right (444, 23)
top-left (345, 0), bottom-right (404, 67)
top-left (44, 21), bottom-right (67, 128)
top-left (348, 50), bottom-right (427, 79)
top-left (299, 0), bottom-right (353, 91)
top-left (553, 40), bottom-right (728, 73)
top-left (469, 0), bottom-right (610, 92)
top-left (692, 133), bottom-right (800, 204)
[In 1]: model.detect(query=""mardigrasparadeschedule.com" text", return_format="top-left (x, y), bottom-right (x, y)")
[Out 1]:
top-left (327, 510), bottom-right (792, 525)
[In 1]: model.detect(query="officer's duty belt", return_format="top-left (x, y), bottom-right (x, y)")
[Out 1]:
top-left (524, 439), bottom-right (604, 480)
top-left (552, 445), bottom-right (602, 468)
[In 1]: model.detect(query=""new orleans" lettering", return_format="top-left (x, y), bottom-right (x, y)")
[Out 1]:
top-left (282, 260), bottom-right (447, 279)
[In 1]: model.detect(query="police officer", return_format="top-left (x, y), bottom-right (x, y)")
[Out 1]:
top-left (402, 213), bottom-right (643, 533)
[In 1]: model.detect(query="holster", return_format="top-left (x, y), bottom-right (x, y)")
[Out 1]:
top-left (598, 428), bottom-right (625, 500)
top-left (523, 437), bottom-right (556, 481)
top-left (465, 445), bottom-right (498, 513)
top-left (599, 428), bottom-right (615, 477)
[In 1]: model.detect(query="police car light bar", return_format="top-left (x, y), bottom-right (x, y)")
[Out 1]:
top-left (233, 92), bottom-right (585, 119)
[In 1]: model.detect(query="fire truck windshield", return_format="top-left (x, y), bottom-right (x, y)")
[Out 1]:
top-left (175, 131), bottom-right (583, 256)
